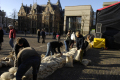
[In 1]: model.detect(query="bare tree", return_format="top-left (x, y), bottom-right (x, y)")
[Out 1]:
top-left (10, 9), bottom-right (18, 26)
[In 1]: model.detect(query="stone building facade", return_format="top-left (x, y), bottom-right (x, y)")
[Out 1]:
top-left (64, 5), bottom-right (94, 35)
top-left (18, 0), bottom-right (64, 34)
top-left (103, 1), bottom-right (118, 7)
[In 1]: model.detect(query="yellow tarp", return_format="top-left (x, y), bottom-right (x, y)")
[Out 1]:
top-left (93, 38), bottom-right (105, 48)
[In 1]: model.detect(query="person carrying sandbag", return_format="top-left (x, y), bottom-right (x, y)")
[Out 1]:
top-left (14, 37), bottom-right (30, 67)
top-left (45, 41), bottom-right (63, 57)
top-left (75, 31), bottom-right (85, 62)
top-left (15, 47), bottom-right (41, 80)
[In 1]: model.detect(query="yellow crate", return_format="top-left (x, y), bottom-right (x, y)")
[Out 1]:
top-left (93, 38), bottom-right (105, 48)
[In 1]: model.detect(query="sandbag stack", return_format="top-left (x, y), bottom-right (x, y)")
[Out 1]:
top-left (0, 54), bottom-right (15, 68)
top-left (0, 42), bottom-right (92, 80)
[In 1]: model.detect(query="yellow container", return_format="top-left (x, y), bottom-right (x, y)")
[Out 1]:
top-left (93, 38), bottom-right (105, 48)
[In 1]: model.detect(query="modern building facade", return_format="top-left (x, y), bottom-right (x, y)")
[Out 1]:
top-left (18, 0), bottom-right (64, 34)
top-left (64, 5), bottom-right (94, 35)
top-left (103, 1), bottom-right (118, 7)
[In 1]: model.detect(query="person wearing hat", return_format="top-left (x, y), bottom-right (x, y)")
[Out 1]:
top-left (0, 25), bottom-right (4, 50)
top-left (8, 25), bottom-right (16, 50)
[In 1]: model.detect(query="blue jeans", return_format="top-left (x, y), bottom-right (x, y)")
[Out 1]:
top-left (16, 56), bottom-right (40, 80)
top-left (45, 42), bottom-right (54, 57)
top-left (9, 38), bottom-right (14, 48)
top-left (38, 36), bottom-right (40, 42)
top-left (64, 40), bottom-right (69, 52)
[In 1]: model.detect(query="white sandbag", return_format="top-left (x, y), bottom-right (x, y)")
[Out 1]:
top-left (39, 65), bottom-right (46, 72)
top-left (9, 67), bottom-right (18, 74)
top-left (42, 56), bottom-right (53, 61)
top-left (65, 55), bottom-right (73, 67)
top-left (53, 54), bottom-right (61, 58)
top-left (51, 65), bottom-right (58, 71)
top-left (74, 50), bottom-right (81, 61)
top-left (1, 57), bottom-right (9, 61)
top-left (22, 76), bottom-right (32, 80)
top-left (71, 32), bottom-right (76, 40)
top-left (1, 61), bottom-right (8, 66)
top-left (82, 59), bottom-right (91, 66)
top-left (1, 72), bottom-right (14, 80)
top-left (6, 59), bottom-right (14, 67)
top-left (46, 60), bottom-right (58, 67)
top-left (70, 48), bottom-right (77, 51)
top-left (46, 67), bottom-right (52, 72)
top-left (14, 72), bottom-right (16, 77)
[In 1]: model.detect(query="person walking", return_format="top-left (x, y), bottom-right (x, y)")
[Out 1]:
top-left (16, 47), bottom-right (41, 80)
top-left (45, 41), bottom-right (63, 57)
top-left (8, 25), bottom-right (16, 50)
top-left (0, 26), bottom-right (4, 50)
top-left (41, 29), bottom-right (45, 43)
top-left (37, 29), bottom-right (40, 43)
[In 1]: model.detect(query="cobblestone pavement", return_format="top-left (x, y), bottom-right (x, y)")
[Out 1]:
top-left (1, 34), bottom-right (120, 80)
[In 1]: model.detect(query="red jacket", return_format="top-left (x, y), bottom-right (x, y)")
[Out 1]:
top-left (9, 29), bottom-right (16, 39)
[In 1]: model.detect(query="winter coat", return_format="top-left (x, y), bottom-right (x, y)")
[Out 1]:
top-left (16, 47), bottom-right (40, 67)
top-left (14, 38), bottom-right (30, 57)
top-left (76, 35), bottom-right (85, 50)
top-left (9, 28), bottom-right (16, 39)
top-left (41, 31), bottom-right (45, 38)
top-left (0, 29), bottom-right (4, 43)
top-left (37, 31), bottom-right (40, 36)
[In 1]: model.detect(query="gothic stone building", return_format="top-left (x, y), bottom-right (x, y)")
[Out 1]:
top-left (18, 0), bottom-right (64, 34)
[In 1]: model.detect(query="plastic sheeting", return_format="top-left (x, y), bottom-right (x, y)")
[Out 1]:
top-left (96, 2), bottom-right (120, 49)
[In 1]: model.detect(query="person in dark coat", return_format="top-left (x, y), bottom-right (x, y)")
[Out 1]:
top-left (14, 37), bottom-right (30, 57)
top-left (16, 47), bottom-right (41, 80)
top-left (14, 37), bottom-right (30, 67)
top-left (37, 29), bottom-right (40, 43)
top-left (75, 31), bottom-right (85, 62)
top-left (53, 31), bottom-right (56, 39)
top-left (45, 41), bottom-right (63, 57)
top-left (0, 26), bottom-right (4, 50)
top-left (41, 29), bottom-right (45, 43)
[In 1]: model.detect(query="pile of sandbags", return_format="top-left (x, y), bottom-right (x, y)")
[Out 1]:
top-left (0, 67), bottom-right (17, 80)
top-left (0, 54), bottom-right (15, 68)
top-left (37, 54), bottom-right (66, 79)
top-left (0, 46), bottom-right (92, 80)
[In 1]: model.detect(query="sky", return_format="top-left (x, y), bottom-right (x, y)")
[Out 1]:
top-left (0, 0), bottom-right (119, 18)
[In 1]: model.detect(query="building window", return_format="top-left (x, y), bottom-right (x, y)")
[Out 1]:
top-left (48, 7), bottom-right (49, 11)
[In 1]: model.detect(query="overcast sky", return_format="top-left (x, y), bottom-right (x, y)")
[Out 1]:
top-left (0, 0), bottom-right (119, 18)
